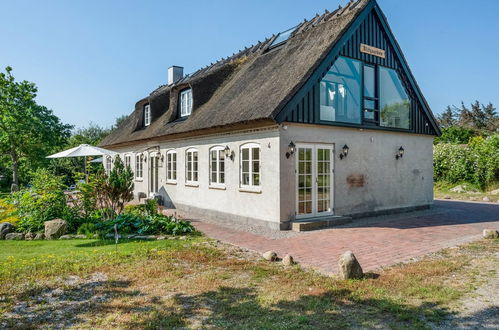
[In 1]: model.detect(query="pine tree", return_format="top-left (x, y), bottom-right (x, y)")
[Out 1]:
top-left (437, 106), bottom-right (456, 128)
top-left (483, 102), bottom-right (498, 132)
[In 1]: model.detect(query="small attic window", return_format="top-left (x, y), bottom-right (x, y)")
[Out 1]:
top-left (144, 104), bottom-right (151, 126)
top-left (180, 89), bottom-right (193, 117)
top-left (269, 25), bottom-right (297, 49)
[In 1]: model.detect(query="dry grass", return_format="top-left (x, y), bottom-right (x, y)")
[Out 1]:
top-left (0, 238), bottom-right (497, 329)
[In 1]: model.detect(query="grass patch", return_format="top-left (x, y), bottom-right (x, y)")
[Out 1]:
top-left (0, 238), bottom-right (497, 329)
top-left (434, 181), bottom-right (498, 202)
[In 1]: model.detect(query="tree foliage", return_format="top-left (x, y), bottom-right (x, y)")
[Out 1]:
top-left (0, 67), bottom-right (72, 186)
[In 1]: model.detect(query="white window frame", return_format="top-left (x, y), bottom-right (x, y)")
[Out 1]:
top-left (185, 148), bottom-right (199, 185)
top-left (135, 154), bottom-right (143, 180)
top-left (124, 154), bottom-right (131, 170)
top-left (166, 149), bottom-right (177, 183)
top-left (105, 156), bottom-right (112, 174)
top-left (144, 104), bottom-right (151, 126)
top-left (180, 89), bottom-right (192, 117)
top-left (240, 143), bottom-right (261, 190)
top-left (209, 146), bottom-right (225, 187)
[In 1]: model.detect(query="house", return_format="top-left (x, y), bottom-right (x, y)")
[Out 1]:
top-left (100, 0), bottom-right (441, 230)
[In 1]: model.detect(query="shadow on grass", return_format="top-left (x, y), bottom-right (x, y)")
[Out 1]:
top-left (9, 279), bottom-right (496, 329)
top-left (2, 278), bottom-right (135, 329)
top-left (121, 286), bottom-right (452, 329)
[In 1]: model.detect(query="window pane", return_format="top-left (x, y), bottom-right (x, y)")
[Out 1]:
top-left (242, 160), bottom-right (249, 173)
top-left (364, 66), bottom-right (375, 98)
top-left (364, 109), bottom-right (375, 120)
top-left (320, 57), bottom-right (362, 124)
top-left (379, 67), bottom-right (410, 129)
top-left (252, 147), bottom-right (259, 160)
top-left (242, 173), bottom-right (250, 185)
top-left (253, 174), bottom-right (260, 186)
top-left (364, 99), bottom-right (375, 110)
top-left (242, 148), bottom-right (249, 161)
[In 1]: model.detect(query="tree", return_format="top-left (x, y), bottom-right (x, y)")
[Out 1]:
top-left (0, 67), bottom-right (72, 186)
top-left (437, 106), bottom-right (457, 128)
top-left (92, 156), bottom-right (134, 219)
top-left (483, 102), bottom-right (498, 132)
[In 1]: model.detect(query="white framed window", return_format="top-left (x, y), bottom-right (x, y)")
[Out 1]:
top-left (185, 148), bottom-right (198, 184)
top-left (210, 146), bottom-right (225, 186)
top-left (240, 143), bottom-right (260, 188)
top-left (135, 154), bottom-right (143, 179)
top-left (144, 104), bottom-right (151, 126)
top-left (166, 150), bottom-right (177, 183)
top-left (124, 154), bottom-right (131, 170)
top-left (180, 89), bottom-right (192, 117)
top-left (105, 156), bottom-right (112, 174)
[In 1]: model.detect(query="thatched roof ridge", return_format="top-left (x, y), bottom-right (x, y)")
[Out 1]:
top-left (100, 0), bottom-right (370, 147)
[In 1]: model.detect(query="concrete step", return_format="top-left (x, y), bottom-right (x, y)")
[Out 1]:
top-left (291, 216), bottom-right (352, 232)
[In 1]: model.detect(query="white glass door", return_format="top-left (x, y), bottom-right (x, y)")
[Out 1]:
top-left (296, 144), bottom-right (334, 218)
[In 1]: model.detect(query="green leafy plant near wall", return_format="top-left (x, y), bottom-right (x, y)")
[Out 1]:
top-left (434, 134), bottom-right (499, 189)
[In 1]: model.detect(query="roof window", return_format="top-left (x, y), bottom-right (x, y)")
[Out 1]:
top-left (269, 25), bottom-right (297, 49)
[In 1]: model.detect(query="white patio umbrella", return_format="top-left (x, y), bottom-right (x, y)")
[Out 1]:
top-left (47, 144), bottom-right (118, 181)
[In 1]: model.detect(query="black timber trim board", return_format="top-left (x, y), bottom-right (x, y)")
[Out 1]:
top-left (274, 0), bottom-right (441, 136)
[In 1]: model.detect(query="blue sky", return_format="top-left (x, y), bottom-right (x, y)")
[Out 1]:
top-left (1, 0), bottom-right (498, 128)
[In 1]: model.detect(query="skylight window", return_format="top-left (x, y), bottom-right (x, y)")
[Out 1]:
top-left (269, 25), bottom-right (297, 49)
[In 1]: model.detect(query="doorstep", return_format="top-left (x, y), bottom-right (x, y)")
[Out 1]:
top-left (291, 216), bottom-right (352, 232)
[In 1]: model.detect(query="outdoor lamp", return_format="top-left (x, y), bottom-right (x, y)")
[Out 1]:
top-left (224, 145), bottom-right (234, 161)
top-left (339, 144), bottom-right (349, 159)
top-left (395, 146), bottom-right (404, 160)
top-left (286, 141), bottom-right (296, 159)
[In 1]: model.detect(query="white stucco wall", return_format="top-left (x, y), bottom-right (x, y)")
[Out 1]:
top-left (110, 123), bottom-right (434, 230)
top-left (110, 126), bottom-right (282, 229)
top-left (279, 123), bottom-right (434, 222)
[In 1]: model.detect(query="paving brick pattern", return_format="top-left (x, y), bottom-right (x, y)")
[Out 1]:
top-left (192, 200), bottom-right (499, 275)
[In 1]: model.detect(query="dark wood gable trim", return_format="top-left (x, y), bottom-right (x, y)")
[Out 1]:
top-left (275, 0), bottom-right (441, 136)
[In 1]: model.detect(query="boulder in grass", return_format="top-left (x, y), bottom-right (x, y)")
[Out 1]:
top-left (34, 233), bottom-right (45, 240)
top-left (5, 232), bottom-right (24, 240)
top-left (0, 222), bottom-right (14, 239)
top-left (262, 251), bottom-right (278, 261)
top-left (483, 229), bottom-right (499, 239)
top-left (282, 255), bottom-right (295, 266)
top-left (44, 219), bottom-right (67, 240)
top-left (338, 251), bottom-right (363, 280)
top-left (25, 232), bottom-right (35, 240)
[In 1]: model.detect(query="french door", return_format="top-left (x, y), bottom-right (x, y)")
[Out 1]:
top-left (149, 155), bottom-right (159, 194)
top-left (296, 144), bottom-right (334, 218)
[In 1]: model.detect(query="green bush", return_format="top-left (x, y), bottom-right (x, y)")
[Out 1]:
top-left (96, 213), bottom-right (195, 236)
top-left (434, 133), bottom-right (499, 189)
top-left (123, 199), bottom-right (158, 218)
top-left (434, 126), bottom-right (477, 145)
top-left (14, 169), bottom-right (68, 233)
top-left (77, 222), bottom-right (97, 238)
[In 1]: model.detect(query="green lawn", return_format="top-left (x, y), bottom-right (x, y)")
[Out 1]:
top-left (0, 237), bottom-right (497, 329)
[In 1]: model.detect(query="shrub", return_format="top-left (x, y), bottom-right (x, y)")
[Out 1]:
top-left (123, 199), bottom-right (158, 218)
top-left (14, 169), bottom-right (68, 233)
top-left (96, 213), bottom-right (195, 236)
top-left (0, 198), bottom-right (19, 225)
top-left (434, 133), bottom-right (499, 189)
top-left (77, 222), bottom-right (97, 238)
top-left (91, 156), bottom-right (134, 219)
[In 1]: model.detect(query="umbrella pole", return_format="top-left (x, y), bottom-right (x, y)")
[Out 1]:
top-left (84, 156), bottom-right (87, 183)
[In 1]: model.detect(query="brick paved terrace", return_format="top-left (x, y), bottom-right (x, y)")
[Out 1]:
top-left (190, 200), bottom-right (499, 275)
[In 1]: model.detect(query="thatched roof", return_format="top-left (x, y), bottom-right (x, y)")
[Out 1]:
top-left (100, 0), bottom-right (370, 147)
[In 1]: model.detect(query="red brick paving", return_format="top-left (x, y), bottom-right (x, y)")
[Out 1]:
top-left (192, 200), bottom-right (499, 275)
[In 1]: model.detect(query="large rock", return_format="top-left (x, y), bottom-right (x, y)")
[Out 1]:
top-left (483, 229), bottom-right (499, 239)
top-left (34, 233), bottom-right (45, 240)
top-left (0, 222), bottom-right (14, 239)
top-left (282, 255), bottom-right (295, 266)
top-left (25, 232), bottom-right (35, 240)
top-left (262, 251), bottom-right (278, 261)
top-left (338, 251), bottom-right (363, 280)
top-left (44, 219), bottom-right (67, 240)
top-left (5, 232), bottom-right (24, 240)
